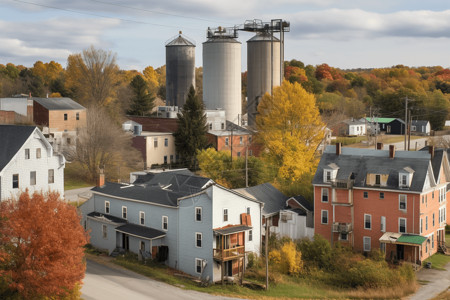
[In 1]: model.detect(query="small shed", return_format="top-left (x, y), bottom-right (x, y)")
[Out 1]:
top-left (411, 120), bottom-right (430, 135)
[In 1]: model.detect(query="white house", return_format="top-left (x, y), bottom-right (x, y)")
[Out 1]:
top-left (80, 169), bottom-right (263, 283)
top-left (0, 125), bottom-right (65, 201)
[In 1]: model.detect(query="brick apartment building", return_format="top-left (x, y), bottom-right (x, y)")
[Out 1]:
top-left (313, 144), bottom-right (447, 264)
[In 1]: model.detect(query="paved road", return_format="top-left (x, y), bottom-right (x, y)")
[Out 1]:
top-left (409, 262), bottom-right (450, 300)
top-left (81, 259), bottom-right (239, 300)
top-left (64, 186), bottom-right (93, 203)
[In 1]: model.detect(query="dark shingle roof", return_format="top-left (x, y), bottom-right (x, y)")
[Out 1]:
top-left (126, 116), bottom-right (178, 133)
top-left (0, 125), bottom-right (35, 172)
top-left (237, 183), bottom-right (288, 215)
top-left (313, 146), bottom-right (431, 192)
top-left (115, 223), bottom-right (166, 240)
top-left (213, 225), bottom-right (252, 235)
top-left (411, 120), bottom-right (429, 127)
top-left (291, 195), bottom-right (313, 212)
top-left (33, 97), bottom-right (85, 110)
top-left (87, 212), bottom-right (127, 224)
top-left (92, 170), bottom-right (211, 207)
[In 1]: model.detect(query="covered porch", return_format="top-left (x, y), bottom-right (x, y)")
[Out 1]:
top-left (213, 224), bottom-right (252, 284)
top-left (380, 232), bottom-right (427, 268)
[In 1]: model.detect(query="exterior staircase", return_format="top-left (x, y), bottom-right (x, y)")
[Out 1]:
top-left (438, 242), bottom-right (449, 255)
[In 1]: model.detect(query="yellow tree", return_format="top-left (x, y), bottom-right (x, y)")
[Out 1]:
top-left (142, 66), bottom-right (159, 95)
top-left (256, 80), bottom-right (325, 183)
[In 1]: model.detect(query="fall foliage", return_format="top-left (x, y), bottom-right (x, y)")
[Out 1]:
top-left (0, 191), bottom-right (87, 299)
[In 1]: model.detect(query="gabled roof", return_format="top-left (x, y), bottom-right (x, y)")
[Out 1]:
top-left (313, 146), bottom-right (432, 192)
top-left (208, 120), bottom-right (253, 137)
top-left (290, 195), bottom-right (313, 212)
top-left (87, 211), bottom-right (126, 224)
top-left (411, 120), bottom-right (429, 127)
top-left (92, 169), bottom-right (211, 207)
top-left (0, 125), bottom-right (35, 172)
top-left (115, 223), bottom-right (166, 240)
top-left (33, 97), bottom-right (85, 110)
top-left (365, 117), bottom-right (396, 124)
top-left (126, 116), bottom-right (178, 133)
top-left (235, 183), bottom-right (287, 215)
top-left (343, 119), bottom-right (365, 126)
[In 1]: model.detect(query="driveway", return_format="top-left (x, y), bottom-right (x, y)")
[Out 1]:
top-left (64, 186), bottom-right (93, 203)
top-left (409, 263), bottom-right (450, 300)
top-left (82, 258), bottom-right (240, 300)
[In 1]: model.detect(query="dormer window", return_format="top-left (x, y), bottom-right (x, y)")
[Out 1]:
top-left (375, 175), bottom-right (381, 185)
top-left (399, 167), bottom-right (414, 188)
top-left (323, 163), bottom-right (339, 183)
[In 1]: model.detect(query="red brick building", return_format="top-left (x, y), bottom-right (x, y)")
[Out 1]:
top-left (313, 144), bottom-right (447, 264)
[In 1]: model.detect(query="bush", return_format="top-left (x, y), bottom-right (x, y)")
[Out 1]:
top-left (297, 235), bottom-right (332, 270)
top-left (270, 240), bottom-right (303, 276)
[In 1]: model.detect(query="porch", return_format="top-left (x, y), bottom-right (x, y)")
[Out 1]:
top-left (380, 232), bottom-right (427, 268)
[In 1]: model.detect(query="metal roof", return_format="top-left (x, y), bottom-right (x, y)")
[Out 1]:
top-left (213, 225), bottom-right (252, 235)
top-left (379, 232), bottom-right (426, 245)
top-left (365, 117), bottom-right (396, 123)
top-left (115, 223), bottom-right (166, 240)
top-left (0, 125), bottom-right (35, 172)
top-left (165, 33), bottom-right (196, 47)
top-left (247, 32), bottom-right (280, 42)
top-left (33, 97), bottom-right (85, 110)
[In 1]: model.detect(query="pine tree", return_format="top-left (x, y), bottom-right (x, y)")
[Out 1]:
top-left (127, 74), bottom-right (155, 116)
top-left (173, 85), bottom-right (208, 168)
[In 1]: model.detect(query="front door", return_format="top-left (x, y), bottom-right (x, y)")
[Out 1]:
top-left (226, 261), bottom-right (233, 276)
top-left (122, 234), bottom-right (129, 251)
top-left (397, 244), bottom-right (404, 260)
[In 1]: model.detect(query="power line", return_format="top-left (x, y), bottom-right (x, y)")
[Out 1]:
top-left (10, 0), bottom-right (203, 31)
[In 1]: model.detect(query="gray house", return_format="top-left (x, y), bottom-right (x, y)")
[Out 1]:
top-left (80, 169), bottom-right (263, 283)
top-left (411, 120), bottom-right (431, 135)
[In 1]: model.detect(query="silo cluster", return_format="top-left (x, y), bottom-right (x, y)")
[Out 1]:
top-left (165, 32), bottom-right (196, 107)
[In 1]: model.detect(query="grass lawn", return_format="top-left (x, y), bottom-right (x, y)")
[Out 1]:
top-left (64, 162), bottom-right (92, 190)
top-left (113, 256), bottom-right (416, 299)
top-left (423, 253), bottom-right (450, 270)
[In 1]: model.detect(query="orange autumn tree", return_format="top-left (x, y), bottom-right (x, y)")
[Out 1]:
top-left (0, 191), bottom-right (88, 299)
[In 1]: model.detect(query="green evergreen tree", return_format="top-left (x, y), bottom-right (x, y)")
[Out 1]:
top-left (173, 85), bottom-right (208, 169)
top-left (127, 74), bottom-right (154, 116)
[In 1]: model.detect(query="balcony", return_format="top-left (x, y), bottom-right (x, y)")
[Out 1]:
top-left (332, 179), bottom-right (354, 189)
top-left (213, 246), bottom-right (245, 262)
top-left (332, 222), bottom-right (353, 233)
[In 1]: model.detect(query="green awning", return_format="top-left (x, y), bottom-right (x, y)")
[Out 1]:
top-left (365, 117), bottom-right (396, 123)
top-left (396, 235), bottom-right (427, 245)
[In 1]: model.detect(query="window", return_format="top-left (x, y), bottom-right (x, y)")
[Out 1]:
top-left (154, 138), bottom-right (158, 148)
top-left (248, 136), bottom-right (252, 143)
top-left (381, 216), bottom-right (386, 232)
top-left (25, 148), bottom-right (30, 159)
top-left (196, 232), bottom-right (202, 248)
top-left (225, 137), bottom-right (229, 146)
top-left (64, 113), bottom-right (68, 121)
top-left (363, 236), bottom-right (371, 251)
top-left (195, 207), bottom-right (202, 222)
top-left (209, 123), bottom-right (212, 130)
top-left (399, 218), bottom-right (406, 233)
top-left (431, 233), bottom-right (434, 249)
top-left (422, 195), bottom-right (424, 204)
top-left (122, 206), bottom-right (127, 219)
top-left (247, 207), bottom-right (250, 215)
top-left (221, 123), bottom-right (225, 130)
top-left (379, 192), bottom-right (384, 199)
top-left (12, 174), bottom-right (19, 189)
top-left (48, 169), bottom-right (54, 184)
top-left (239, 137), bottom-right (243, 145)
top-left (140, 211), bottom-right (145, 225)
top-left (102, 225), bottom-right (107, 239)
top-left (399, 195), bottom-right (407, 211)
top-left (401, 174), bottom-right (407, 186)
top-left (364, 214), bottom-right (372, 230)
top-left (340, 233), bottom-right (348, 241)
top-left (140, 241), bottom-right (145, 252)
top-left (420, 218), bottom-right (423, 234)
top-left (195, 258), bottom-right (202, 274)
top-left (237, 152), bottom-right (241, 157)
top-left (249, 230), bottom-right (253, 241)
top-left (76, 112), bottom-right (79, 120)
top-left (425, 216), bottom-right (428, 231)
top-left (363, 191), bottom-right (368, 199)
top-left (321, 188), bottom-right (329, 202)
top-left (162, 216), bottom-right (168, 230)
top-left (375, 174), bottom-right (381, 185)
top-left (321, 210), bottom-right (328, 224)
top-left (164, 156), bottom-right (167, 164)
top-left (223, 209), bottom-right (228, 222)
top-left (325, 171), bottom-right (331, 182)
top-left (164, 138), bottom-right (168, 147)
top-left (36, 148), bottom-right (41, 159)
top-left (433, 213), bottom-right (435, 226)
top-left (30, 171), bottom-right (36, 185)
top-left (105, 201), bottom-right (110, 214)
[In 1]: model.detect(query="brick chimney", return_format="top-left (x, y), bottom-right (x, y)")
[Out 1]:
top-left (376, 142), bottom-right (383, 150)
top-left (429, 145), bottom-right (435, 159)
top-left (389, 145), bottom-right (395, 159)
top-left (336, 143), bottom-right (342, 156)
top-left (97, 169), bottom-right (105, 187)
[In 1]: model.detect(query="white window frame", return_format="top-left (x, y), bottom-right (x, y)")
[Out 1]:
top-left (363, 236), bottom-right (371, 251)
top-left (363, 191), bottom-right (368, 199)
top-left (122, 206), bottom-right (127, 219)
top-left (399, 218), bottom-right (407, 233)
top-left (321, 188), bottom-right (329, 203)
top-left (25, 148), bottom-right (30, 159)
top-left (364, 214), bottom-right (372, 230)
top-left (164, 138), bottom-right (168, 147)
top-left (154, 138), bottom-right (158, 148)
top-left (12, 174), bottom-right (19, 189)
top-left (380, 216), bottom-right (386, 232)
top-left (223, 208), bottom-right (228, 222)
top-left (195, 232), bottom-right (202, 248)
top-left (195, 207), bottom-right (202, 222)
top-left (195, 258), bottom-right (203, 274)
top-left (425, 215), bottom-right (428, 231)
top-left (105, 201), bottom-right (110, 214)
top-left (48, 169), bottom-right (54, 184)
top-left (36, 148), bottom-right (41, 159)
top-left (375, 174), bottom-right (381, 185)
top-left (433, 213), bottom-right (435, 227)
top-left (420, 218), bottom-right (423, 234)
top-left (102, 224), bottom-right (107, 239)
top-left (321, 210), bottom-right (328, 224)
top-left (249, 230), bottom-right (253, 241)
top-left (225, 137), bottom-right (229, 146)
top-left (140, 211), bottom-right (145, 225)
top-left (339, 232), bottom-right (348, 241)
top-left (399, 194), bottom-right (407, 211)
top-left (30, 171), bottom-right (36, 186)
top-left (162, 216), bottom-right (168, 230)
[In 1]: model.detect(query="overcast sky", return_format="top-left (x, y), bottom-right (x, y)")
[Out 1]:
top-left (2, 0), bottom-right (450, 71)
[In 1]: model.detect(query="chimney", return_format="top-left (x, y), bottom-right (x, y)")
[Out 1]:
top-left (389, 145), bottom-right (395, 159)
top-left (336, 143), bottom-right (342, 156)
top-left (376, 142), bottom-right (383, 150)
top-left (97, 169), bottom-right (105, 187)
top-left (429, 145), bottom-right (435, 159)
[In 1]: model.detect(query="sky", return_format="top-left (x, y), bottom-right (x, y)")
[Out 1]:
top-left (2, 0), bottom-right (450, 71)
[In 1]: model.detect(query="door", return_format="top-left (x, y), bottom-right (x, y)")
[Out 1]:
top-left (225, 261), bottom-right (233, 276)
top-left (387, 125), bottom-right (391, 134)
top-left (122, 233), bottom-right (129, 251)
top-left (140, 241), bottom-right (145, 253)
top-left (397, 244), bottom-right (404, 260)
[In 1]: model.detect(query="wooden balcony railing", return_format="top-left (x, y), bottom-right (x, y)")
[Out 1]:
top-left (332, 222), bottom-right (353, 233)
top-left (213, 246), bottom-right (245, 261)
top-left (331, 179), bottom-right (354, 189)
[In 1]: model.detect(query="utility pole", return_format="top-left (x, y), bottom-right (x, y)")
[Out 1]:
top-left (408, 109), bottom-right (412, 151)
top-left (404, 97), bottom-right (408, 150)
top-left (265, 219), bottom-right (269, 291)
top-left (245, 147), bottom-right (248, 187)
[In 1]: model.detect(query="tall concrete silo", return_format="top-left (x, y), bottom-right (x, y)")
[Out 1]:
top-left (247, 32), bottom-right (281, 127)
top-left (165, 32), bottom-right (196, 107)
top-left (203, 28), bottom-right (242, 124)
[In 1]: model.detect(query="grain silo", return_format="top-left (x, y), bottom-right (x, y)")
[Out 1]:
top-left (203, 27), bottom-right (242, 124)
top-left (165, 32), bottom-right (196, 107)
top-left (246, 32), bottom-right (281, 127)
